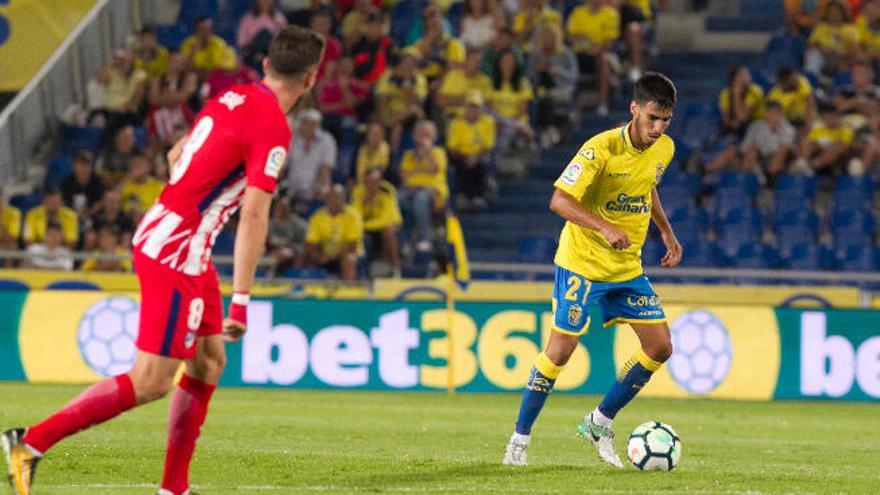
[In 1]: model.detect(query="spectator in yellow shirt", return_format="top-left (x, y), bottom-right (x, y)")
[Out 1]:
top-left (489, 49), bottom-right (535, 156)
top-left (134, 26), bottom-right (169, 78)
top-left (182, 17), bottom-right (233, 74)
top-left (793, 102), bottom-right (855, 174)
top-left (81, 226), bottom-right (132, 272)
top-left (23, 189), bottom-right (79, 248)
top-left (305, 185), bottom-right (364, 280)
top-left (399, 120), bottom-right (448, 252)
top-left (437, 49), bottom-right (493, 119)
top-left (0, 190), bottom-right (21, 261)
top-left (447, 92), bottom-right (496, 210)
top-left (352, 169), bottom-right (403, 277)
top-left (719, 66), bottom-right (766, 138)
top-left (857, 1), bottom-right (880, 62)
top-left (768, 68), bottom-right (816, 126)
top-left (620, 0), bottom-right (665, 82)
top-left (410, 5), bottom-right (467, 81)
top-left (355, 123), bottom-right (391, 181)
top-left (512, 0), bottom-right (562, 47)
top-left (120, 152), bottom-right (164, 223)
top-left (566, 0), bottom-right (620, 115)
top-left (805, 1), bottom-right (860, 76)
top-left (375, 51), bottom-right (428, 152)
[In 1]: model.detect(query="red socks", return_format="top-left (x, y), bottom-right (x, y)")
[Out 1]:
top-left (161, 374), bottom-right (216, 495)
top-left (24, 374), bottom-right (136, 453)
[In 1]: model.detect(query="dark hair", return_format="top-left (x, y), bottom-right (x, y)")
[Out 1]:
top-left (777, 67), bottom-right (796, 82)
top-left (139, 25), bottom-right (155, 36)
top-left (74, 150), bottom-right (94, 165)
top-left (46, 220), bottom-right (63, 232)
top-left (633, 72), bottom-right (676, 109)
top-left (766, 100), bottom-right (783, 111)
top-left (267, 26), bottom-right (326, 79)
top-left (252, 0), bottom-right (277, 16)
top-left (493, 49), bottom-right (522, 92)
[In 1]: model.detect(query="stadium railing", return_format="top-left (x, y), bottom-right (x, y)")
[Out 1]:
top-left (0, 0), bottom-right (142, 184)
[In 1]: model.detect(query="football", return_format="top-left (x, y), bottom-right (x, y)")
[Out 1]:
top-left (627, 421), bottom-right (682, 471)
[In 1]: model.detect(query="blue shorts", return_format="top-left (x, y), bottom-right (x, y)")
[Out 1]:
top-left (552, 265), bottom-right (666, 336)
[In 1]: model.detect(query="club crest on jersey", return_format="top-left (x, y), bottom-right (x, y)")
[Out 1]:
top-left (219, 91), bottom-right (246, 111)
top-left (265, 147), bottom-right (286, 178)
top-left (568, 303), bottom-right (583, 327)
top-left (579, 147), bottom-right (595, 161)
top-left (561, 162), bottom-right (583, 186)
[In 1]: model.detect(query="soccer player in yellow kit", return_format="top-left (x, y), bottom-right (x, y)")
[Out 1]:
top-left (503, 73), bottom-right (682, 468)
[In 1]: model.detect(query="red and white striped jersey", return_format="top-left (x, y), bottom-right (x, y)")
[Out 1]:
top-left (133, 82), bottom-right (291, 276)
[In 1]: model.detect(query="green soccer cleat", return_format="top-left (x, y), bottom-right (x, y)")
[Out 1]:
top-left (577, 414), bottom-right (623, 468)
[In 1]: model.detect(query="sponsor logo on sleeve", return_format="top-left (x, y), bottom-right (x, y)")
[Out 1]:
top-left (561, 162), bottom-right (583, 186)
top-left (265, 147), bottom-right (286, 178)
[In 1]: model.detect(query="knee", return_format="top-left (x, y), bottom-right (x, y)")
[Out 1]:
top-left (648, 339), bottom-right (673, 363)
top-left (195, 352), bottom-right (227, 381)
top-left (544, 334), bottom-right (579, 366)
top-left (133, 375), bottom-right (174, 404)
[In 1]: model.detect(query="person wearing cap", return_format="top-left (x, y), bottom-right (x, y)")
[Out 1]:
top-left (285, 109), bottom-right (338, 204)
top-left (305, 184), bottom-right (364, 280)
top-left (0, 189), bottom-right (21, 258)
top-left (437, 48), bottom-right (493, 120)
top-left (60, 150), bottom-right (106, 215)
top-left (792, 100), bottom-right (854, 175)
top-left (23, 189), bottom-right (79, 248)
top-left (351, 169), bottom-right (402, 277)
top-left (447, 91), bottom-right (496, 210)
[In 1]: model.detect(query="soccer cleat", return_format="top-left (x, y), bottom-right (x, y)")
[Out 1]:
top-left (157, 490), bottom-right (191, 495)
top-left (576, 415), bottom-right (624, 468)
top-left (3, 428), bottom-right (41, 495)
top-left (502, 432), bottom-right (530, 466)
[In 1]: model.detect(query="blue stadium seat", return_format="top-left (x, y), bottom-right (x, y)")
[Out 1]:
top-left (59, 124), bottom-right (103, 157)
top-left (447, 2), bottom-right (465, 36)
top-left (831, 210), bottom-right (875, 236)
top-left (774, 174), bottom-right (816, 197)
top-left (212, 228), bottom-right (235, 256)
top-left (9, 193), bottom-right (42, 213)
top-left (641, 237), bottom-right (663, 266)
top-left (391, 0), bottom-right (427, 47)
top-left (134, 125), bottom-right (149, 149)
top-left (718, 172), bottom-right (759, 198)
top-left (155, 23), bottom-right (189, 50)
top-left (776, 225), bottom-right (816, 259)
top-left (832, 176), bottom-right (875, 213)
top-left (518, 236), bottom-right (556, 264)
top-left (44, 156), bottom-right (72, 190)
top-left (837, 246), bottom-right (875, 272)
top-left (281, 268), bottom-right (328, 279)
top-left (786, 244), bottom-right (827, 271)
top-left (177, 0), bottom-right (219, 29)
top-left (712, 190), bottom-right (754, 225)
top-left (46, 281), bottom-right (101, 291)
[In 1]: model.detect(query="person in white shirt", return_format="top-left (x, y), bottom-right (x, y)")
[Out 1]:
top-left (284, 108), bottom-right (338, 204)
top-left (26, 222), bottom-right (74, 271)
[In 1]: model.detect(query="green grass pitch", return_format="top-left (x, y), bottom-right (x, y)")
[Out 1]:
top-left (1, 383), bottom-right (878, 494)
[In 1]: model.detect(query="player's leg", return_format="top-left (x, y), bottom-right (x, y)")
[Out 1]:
top-left (4, 352), bottom-right (179, 495)
top-left (160, 273), bottom-right (224, 495)
top-left (504, 266), bottom-right (591, 466)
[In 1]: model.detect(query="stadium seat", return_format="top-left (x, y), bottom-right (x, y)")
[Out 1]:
top-left (9, 193), bottom-right (42, 213)
top-left (391, 0), bottom-right (427, 47)
top-left (447, 2), bottom-right (465, 36)
top-left (831, 211), bottom-right (875, 237)
top-left (46, 281), bottom-right (101, 291)
top-left (718, 172), bottom-right (759, 198)
top-left (177, 0), bottom-right (219, 29)
top-left (44, 156), bottom-right (72, 190)
top-left (518, 236), bottom-right (556, 264)
top-left (641, 237), bottom-right (663, 266)
top-left (837, 246), bottom-right (875, 272)
top-left (786, 243), bottom-right (828, 272)
top-left (155, 23), bottom-right (189, 50)
top-left (212, 228), bottom-right (235, 256)
top-left (712, 191), bottom-right (755, 226)
top-left (832, 176), bottom-right (875, 214)
top-left (59, 124), bottom-right (103, 157)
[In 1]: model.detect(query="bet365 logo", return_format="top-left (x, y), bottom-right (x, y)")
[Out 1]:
top-left (0, 1), bottom-right (10, 47)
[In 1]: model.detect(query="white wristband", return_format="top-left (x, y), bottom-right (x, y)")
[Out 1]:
top-left (232, 292), bottom-right (250, 305)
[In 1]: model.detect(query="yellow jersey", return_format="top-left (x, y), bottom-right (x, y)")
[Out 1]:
top-left (447, 115), bottom-right (496, 156)
top-left (375, 72), bottom-right (428, 122)
top-left (553, 124), bottom-right (674, 282)
top-left (1, 206), bottom-right (21, 240)
top-left (808, 21), bottom-right (860, 53)
top-left (488, 78), bottom-right (533, 123)
top-left (306, 206), bottom-right (364, 258)
top-left (767, 75), bottom-right (813, 122)
top-left (513, 7), bottom-right (562, 39)
top-left (438, 69), bottom-right (493, 117)
top-left (181, 35), bottom-right (230, 72)
top-left (857, 17), bottom-right (880, 57)
top-left (351, 180), bottom-right (403, 232)
top-left (400, 146), bottom-right (449, 201)
top-left (718, 83), bottom-right (766, 122)
top-left (566, 5), bottom-right (620, 50)
top-left (808, 123), bottom-right (853, 146)
top-left (121, 177), bottom-right (164, 213)
top-left (23, 206), bottom-right (79, 245)
top-left (355, 141), bottom-right (391, 181)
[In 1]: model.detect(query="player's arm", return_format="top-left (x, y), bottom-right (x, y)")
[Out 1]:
top-left (167, 135), bottom-right (186, 166)
top-left (223, 186), bottom-right (273, 341)
top-left (650, 188), bottom-right (682, 268)
top-left (550, 188), bottom-right (631, 250)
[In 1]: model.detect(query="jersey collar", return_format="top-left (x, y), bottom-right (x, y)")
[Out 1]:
top-left (255, 81), bottom-right (279, 101)
top-left (621, 123), bottom-right (639, 153)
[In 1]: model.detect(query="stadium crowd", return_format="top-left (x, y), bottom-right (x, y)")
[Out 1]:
top-left (0, 0), bottom-right (667, 279)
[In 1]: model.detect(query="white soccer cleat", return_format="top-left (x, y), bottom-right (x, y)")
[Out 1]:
top-left (157, 490), bottom-right (189, 495)
top-left (502, 432), bottom-right (530, 466)
top-left (577, 414), bottom-right (624, 468)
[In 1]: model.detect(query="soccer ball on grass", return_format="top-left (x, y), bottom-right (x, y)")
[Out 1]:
top-left (626, 421), bottom-right (682, 471)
